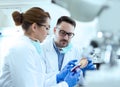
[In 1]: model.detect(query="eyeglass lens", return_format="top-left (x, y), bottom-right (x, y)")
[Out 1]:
top-left (37, 23), bottom-right (50, 30)
top-left (59, 30), bottom-right (74, 38)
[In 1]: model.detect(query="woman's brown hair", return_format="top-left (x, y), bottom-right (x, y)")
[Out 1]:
top-left (12, 7), bottom-right (50, 31)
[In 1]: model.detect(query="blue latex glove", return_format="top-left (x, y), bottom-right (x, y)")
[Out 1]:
top-left (56, 60), bottom-right (77, 83)
top-left (81, 58), bottom-right (96, 76)
top-left (64, 69), bottom-right (81, 87)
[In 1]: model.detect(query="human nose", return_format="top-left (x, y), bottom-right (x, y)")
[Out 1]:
top-left (47, 30), bottom-right (49, 35)
top-left (63, 34), bottom-right (69, 40)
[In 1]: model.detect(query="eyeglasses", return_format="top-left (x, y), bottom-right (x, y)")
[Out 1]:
top-left (37, 23), bottom-right (50, 30)
top-left (59, 30), bottom-right (74, 38)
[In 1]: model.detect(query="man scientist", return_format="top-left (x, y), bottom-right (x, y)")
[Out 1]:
top-left (42, 16), bottom-right (95, 87)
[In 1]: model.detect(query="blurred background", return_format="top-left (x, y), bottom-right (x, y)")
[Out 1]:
top-left (0, 0), bottom-right (120, 87)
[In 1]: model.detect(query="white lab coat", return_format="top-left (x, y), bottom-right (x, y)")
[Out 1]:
top-left (0, 36), bottom-right (68, 87)
top-left (41, 37), bottom-right (84, 87)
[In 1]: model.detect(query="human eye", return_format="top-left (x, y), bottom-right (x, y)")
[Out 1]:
top-left (68, 33), bottom-right (73, 36)
top-left (61, 30), bottom-right (66, 34)
top-left (68, 33), bottom-right (74, 38)
top-left (46, 25), bottom-right (50, 30)
top-left (46, 27), bottom-right (50, 30)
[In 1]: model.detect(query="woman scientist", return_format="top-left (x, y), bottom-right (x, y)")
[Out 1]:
top-left (0, 7), bottom-right (80, 87)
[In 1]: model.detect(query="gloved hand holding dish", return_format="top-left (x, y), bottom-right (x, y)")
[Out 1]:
top-left (71, 58), bottom-right (88, 72)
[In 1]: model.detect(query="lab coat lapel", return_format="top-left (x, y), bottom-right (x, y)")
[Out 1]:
top-left (43, 38), bottom-right (59, 72)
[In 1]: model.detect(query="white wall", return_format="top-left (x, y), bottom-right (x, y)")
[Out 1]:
top-left (72, 19), bottom-right (98, 48)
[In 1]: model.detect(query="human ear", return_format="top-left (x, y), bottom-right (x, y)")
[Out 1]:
top-left (54, 27), bottom-right (57, 34)
top-left (31, 23), bottom-right (37, 32)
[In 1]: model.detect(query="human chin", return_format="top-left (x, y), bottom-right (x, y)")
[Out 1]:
top-left (39, 37), bottom-right (45, 43)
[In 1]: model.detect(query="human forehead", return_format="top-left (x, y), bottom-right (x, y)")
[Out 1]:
top-left (57, 21), bottom-right (75, 32)
top-left (44, 18), bottom-right (51, 25)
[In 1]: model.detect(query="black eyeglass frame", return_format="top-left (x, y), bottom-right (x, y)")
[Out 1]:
top-left (58, 29), bottom-right (75, 38)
